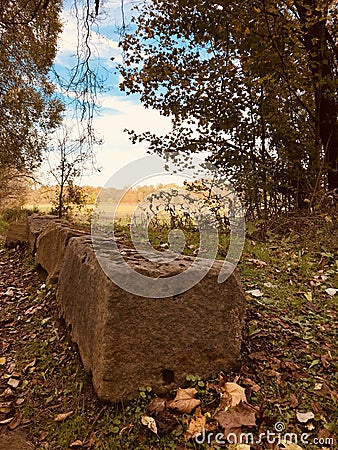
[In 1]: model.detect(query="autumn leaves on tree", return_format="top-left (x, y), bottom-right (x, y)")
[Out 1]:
top-left (119, 0), bottom-right (338, 215)
top-left (0, 0), bottom-right (63, 209)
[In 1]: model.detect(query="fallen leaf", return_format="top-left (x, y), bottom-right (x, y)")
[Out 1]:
top-left (0, 406), bottom-right (11, 414)
top-left (54, 410), bottom-right (74, 422)
top-left (0, 357), bottom-right (6, 365)
top-left (84, 431), bottom-right (96, 448)
top-left (219, 391), bottom-right (232, 410)
top-left (0, 417), bottom-right (14, 425)
top-left (321, 352), bottom-right (332, 368)
top-left (224, 382), bottom-right (247, 407)
top-left (23, 358), bottom-right (36, 373)
top-left (11, 371), bottom-right (21, 379)
top-left (7, 378), bottom-right (20, 389)
top-left (167, 387), bottom-right (200, 413)
top-left (39, 432), bottom-right (48, 441)
top-left (243, 378), bottom-right (261, 392)
top-left (296, 411), bottom-right (314, 423)
top-left (149, 408), bottom-right (178, 436)
top-left (147, 397), bottom-right (166, 414)
top-left (264, 282), bottom-right (277, 288)
top-left (246, 289), bottom-right (263, 297)
top-left (69, 440), bottom-right (83, 448)
top-left (325, 288), bottom-right (337, 296)
top-left (184, 407), bottom-right (206, 441)
top-left (215, 402), bottom-right (256, 439)
top-left (249, 351), bottom-right (267, 361)
top-left (289, 393), bottom-right (298, 407)
top-left (303, 292), bottom-right (313, 302)
top-left (83, 431), bottom-right (96, 448)
top-left (0, 387), bottom-right (14, 398)
top-left (141, 415), bottom-right (158, 434)
top-left (8, 412), bottom-right (23, 430)
top-left (21, 379), bottom-right (29, 389)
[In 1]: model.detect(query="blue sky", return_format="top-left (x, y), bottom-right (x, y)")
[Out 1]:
top-left (48, 0), bottom-right (173, 187)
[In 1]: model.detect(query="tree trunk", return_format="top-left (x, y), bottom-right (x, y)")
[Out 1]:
top-left (295, 0), bottom-right (338, 191)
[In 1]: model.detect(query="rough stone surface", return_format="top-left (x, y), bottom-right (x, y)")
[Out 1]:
top-left (5, 220), bottom-right (28, 247)
top-left (27, 214), bottom-right (62, 252)
top-left (57, 236), bottom-right (246, 402)
top-left (0, 428), bottom-right (34, 450)
top-left (35, 222), bottom-right (86, 284)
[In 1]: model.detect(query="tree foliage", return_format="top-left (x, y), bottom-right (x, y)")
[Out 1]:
top-left (119, 0), bottom-right (338, 216)
top-left (0, 0), bottom-right (64, 172)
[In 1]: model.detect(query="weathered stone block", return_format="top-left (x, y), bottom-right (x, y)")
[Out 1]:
top-left (5, 220), bottom-right (28, 247)
top-left (57, 236), bottom-right (246, 402)
top-left (35, 222), bottom-right (86, 284)
top-left (27, 215), bottom-right (62, 252)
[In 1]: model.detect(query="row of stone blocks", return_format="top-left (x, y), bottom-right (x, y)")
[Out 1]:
top-left (6, 215), bottom-right (246, 402)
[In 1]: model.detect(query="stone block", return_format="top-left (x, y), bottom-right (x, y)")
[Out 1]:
top-left (35, 222), bottom-right (87, 284)
top-left (5, 220), bottom-right (28, 247)
top-left (57, 236), bottom-right (246, 402)
top-left (27, 215), bottom-right (62, 252)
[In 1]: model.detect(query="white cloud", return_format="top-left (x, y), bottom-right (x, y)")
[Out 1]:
top-left (82, 93), bottom-right (173, 186)
top-left (50, 0), bottom-right (174, 188)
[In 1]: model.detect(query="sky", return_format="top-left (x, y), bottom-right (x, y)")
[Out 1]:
top-left (49, 0), bottom-right (174, 188)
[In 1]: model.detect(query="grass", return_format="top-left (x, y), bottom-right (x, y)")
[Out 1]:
top-left (0, 213), bottom-right (337, 449)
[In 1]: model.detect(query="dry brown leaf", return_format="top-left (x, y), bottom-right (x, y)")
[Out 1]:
top-left (219, 391), bottom-right (232, 410)
top-left (225, 382), bottom-right (247, 407)
top-left (69, 440), bottom-right (83, 448)
top-left (243, 378), bottom-right (261, 393)
top-left (141, 415), bottom-right (158, 434)
top-left (39, 432), bottom-right (48, 441)
top-left (0, 387), bottom-right (13, 398)
top-left (84, 431), bottom-right (96, 448)
top-left (7, 378), bottom-right (20, 389)
top-left (0, 406), bottom-right (11, 414)
top-left (23, 358), bottom-right (36, 373)
top-left (167, 387), bottom-right (201, 414)
top-left (54, 410), bottom-right (74, 422)
top-left (289, 393), bottom-right (298, 408)
top-left (8, 412), bottom-right (23, 430)
top-left (147, 397), bottom-right (166, 414)
top-left (0, 357), bottom-right (6, 365)
top-left (184, 407), bottom-right (207, 441)
top-left (215, 402), bottom-right (256, 439)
